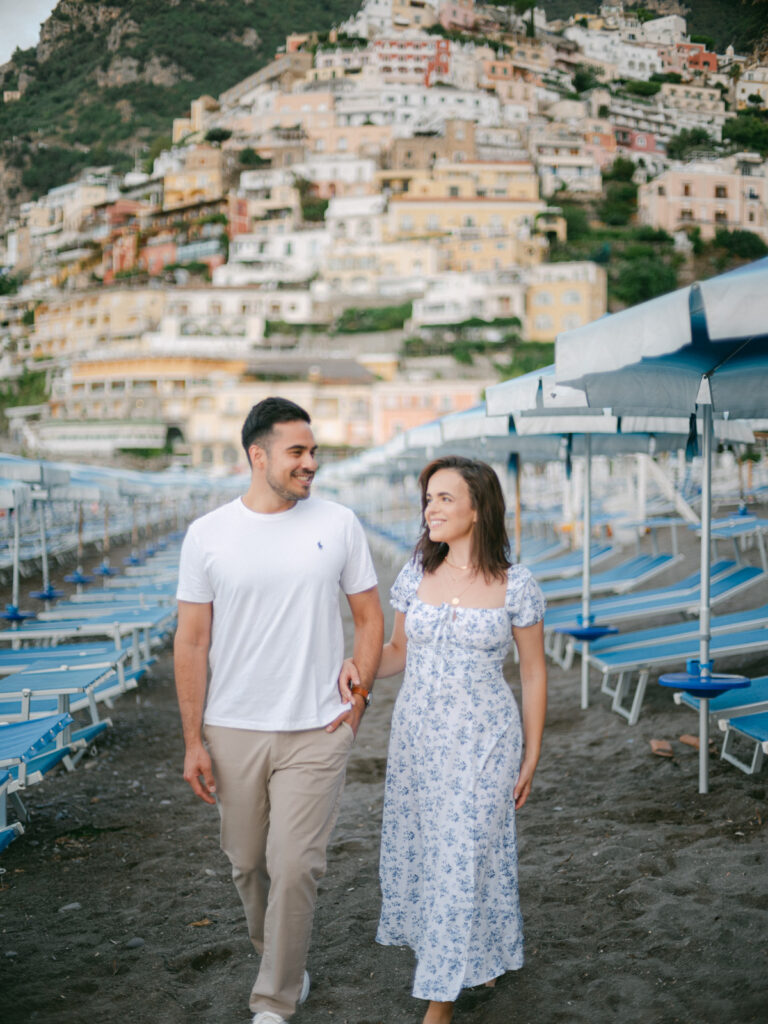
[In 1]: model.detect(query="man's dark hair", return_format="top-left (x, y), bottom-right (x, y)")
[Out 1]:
top-left (241, 397), bottom-right (311, 456)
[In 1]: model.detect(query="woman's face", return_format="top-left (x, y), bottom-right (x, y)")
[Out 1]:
top-left (424, 468), bottom-right (477, 547)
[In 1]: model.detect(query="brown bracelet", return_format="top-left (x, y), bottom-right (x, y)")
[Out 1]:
top-left (350, 683), bottom-right (372, 708)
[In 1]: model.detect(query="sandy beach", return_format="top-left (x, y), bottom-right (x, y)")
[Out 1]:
top-left (1, 526), bottom-right (767, 1024)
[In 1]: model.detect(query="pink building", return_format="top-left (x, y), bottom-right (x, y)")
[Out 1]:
top-left (638, 154), bottom-right (768, 241)
top-left (439, 0), bottom-right (476, 32)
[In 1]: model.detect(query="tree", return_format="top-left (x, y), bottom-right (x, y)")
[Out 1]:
top-left (722, 115), bottom-right (768, 156)
top-left (598, 181), bottom-right (637, 227)
top-left (205, 127), bottom-right (232, 145)
top-left (713, 228), bottom-right (768, 259)
top-left (573, 65), bottom-right (600, 93)
top-left (603, 156), bottom-right (636, 182)
top-left (239, 146), bottom-right (268, 166)
top-left (613, 258), bottom-right (677, 306)
top-left (665, 127), bottom-right (714, 161)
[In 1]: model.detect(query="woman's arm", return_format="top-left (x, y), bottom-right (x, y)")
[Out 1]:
top-left (512, 619), bottom-right (547, 810)
top-left (376, 611), bottom-right (408, 678)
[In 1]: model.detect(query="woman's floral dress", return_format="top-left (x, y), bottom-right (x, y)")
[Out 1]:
top-left (376, 559), bottom-right (545, 1001)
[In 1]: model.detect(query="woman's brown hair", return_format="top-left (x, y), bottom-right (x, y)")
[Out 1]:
top-left (414, 455), bottom-right (511, 580)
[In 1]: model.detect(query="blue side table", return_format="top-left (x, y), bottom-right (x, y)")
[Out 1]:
top-left (64, 570), bottom-right (93, 587)
top-left (659, 661), bottom-right (750, 794)
top-left (2, 604), bottom-right (37, 623)
top-left (30, 585), bottom-right (65, 602)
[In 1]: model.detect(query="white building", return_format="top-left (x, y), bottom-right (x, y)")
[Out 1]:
top-left (736, 64), bottom-right (768, 110)
top-left (411, 270), bottom-right (526, 327)
top-left (564, 26), bottom-right (663, 81)
top-left (334, 82), bottom-right (501, 131)
top-left (639, 15), bottom-right (687, 47)
top-left (213, 227), bottom-right (331, 287)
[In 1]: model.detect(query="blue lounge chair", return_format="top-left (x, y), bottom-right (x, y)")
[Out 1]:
top-left (539, 552), bottom-right (681, 602)
top-left (588, 627), bottom-right (768, 725)
top-left (545, 563), bottom-right (761, 664)
top-left (673, 674), bottom-right (768, 720)
top-left (529, 543), bottom-right (614, 581)
top-left (718, 712), bottom-right (768, 774)
top-left (0, 819), bottom-right (24, 852)
top-left (0, 713), bottom-right (73, 828)
top-left (564, 605), bottom-right (768, 670)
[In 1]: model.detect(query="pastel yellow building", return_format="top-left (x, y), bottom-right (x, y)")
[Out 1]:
top-left (27, 288), bottom-right (167, 360)
top-left (172, 95), bottom-right (221, 144)
top-left (163, 146), bottom-right (225, 210)
top-left (525, 262), bottom-right (607, 341)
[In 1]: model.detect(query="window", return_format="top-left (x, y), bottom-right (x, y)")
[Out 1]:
top-left (534, 291), bottom-right (553, 306)
top-left (683, 183), bottom-right (691, 196)
top-left (658, 185), bottom-right (666, 195)
top-left (715, 185), bottom-right (728, 199)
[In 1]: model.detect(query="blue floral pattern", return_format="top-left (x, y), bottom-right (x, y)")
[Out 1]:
top-left (376, 559), bottom-right (545, 1001)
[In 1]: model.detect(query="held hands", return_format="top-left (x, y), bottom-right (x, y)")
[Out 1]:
top-left (183, 743), bottom-right (217, 805)
top-left (327, 657), bottom-right (364, 737)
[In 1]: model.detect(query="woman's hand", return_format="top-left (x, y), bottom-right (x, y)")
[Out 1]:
top-left (514, 757), bottom-right (537, 810)
top-left (338, 656), bottom-right (360, 703)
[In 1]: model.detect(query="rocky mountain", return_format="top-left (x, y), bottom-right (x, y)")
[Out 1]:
top-left (0, 0), bottom-right (359, 220)
top-left (0, 0), bottom-right (766, 226)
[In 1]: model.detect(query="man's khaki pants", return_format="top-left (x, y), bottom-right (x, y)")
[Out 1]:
top-left (205, 722), bottom-right (355, 1019)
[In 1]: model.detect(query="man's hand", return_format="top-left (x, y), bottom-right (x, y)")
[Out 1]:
top-left (325, 692), bottom-right (366, 737)
top-left (183, 743), bottom-right (217, 804)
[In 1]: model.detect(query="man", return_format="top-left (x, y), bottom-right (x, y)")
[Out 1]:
top-left (174, 396), bottom-right (383, 1023)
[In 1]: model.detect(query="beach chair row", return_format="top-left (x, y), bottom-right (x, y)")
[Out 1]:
top-left (0, 542), bottom-right (180, 853)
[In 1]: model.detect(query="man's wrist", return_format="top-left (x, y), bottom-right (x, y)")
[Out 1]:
top-left (349, 682), bottom-right (372, 708)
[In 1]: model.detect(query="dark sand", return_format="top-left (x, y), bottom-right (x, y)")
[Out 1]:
top-left (1, 531), bottom-right (767, 1024)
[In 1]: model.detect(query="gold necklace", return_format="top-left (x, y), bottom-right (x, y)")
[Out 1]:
top-left (442, 564), bottom-right (477, 607)
top-left (445, 557), bottom-right (471, 571)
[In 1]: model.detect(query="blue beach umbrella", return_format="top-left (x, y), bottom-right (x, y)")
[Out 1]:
top-left (556, 257), bottom-right (768, 793)
top-left (486, 365), bottom-right (754, 713)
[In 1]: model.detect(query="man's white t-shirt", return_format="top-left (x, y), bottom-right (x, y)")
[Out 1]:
top-left (176, 496), bottom-right (377, 732)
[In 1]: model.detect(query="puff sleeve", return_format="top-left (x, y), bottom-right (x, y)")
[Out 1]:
top-left (390, 559), bottom-right (423, 613)
top-left (505, 565), bottom-right (546, 627)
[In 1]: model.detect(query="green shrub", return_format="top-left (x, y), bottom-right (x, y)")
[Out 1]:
top-left (613, 257), bottom-right (677, 306)
top-left (336, 303), bottom-right (412, 333)
top-left (713, 229), bottom-right (768, 259)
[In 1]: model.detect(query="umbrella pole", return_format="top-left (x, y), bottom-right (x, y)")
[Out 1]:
top-left (38, 501), bottom-right (50, 594)
top-left (581, 436), bottom-right (592, 710)
top-left (514, 458), bottom-right (522, 564)
top-left (12, 506), bottom-right (20, 610)
top-left (699, 401), bottom-right (713, 795)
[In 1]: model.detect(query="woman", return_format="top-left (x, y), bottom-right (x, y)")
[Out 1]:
top-left (374, 455), bottom-right (547, 1024)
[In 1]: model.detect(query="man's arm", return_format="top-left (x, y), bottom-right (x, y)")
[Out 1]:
top-left (174, 599), bottom-right (217, 804)
top-left (327, 585), bottom-right (384, 736)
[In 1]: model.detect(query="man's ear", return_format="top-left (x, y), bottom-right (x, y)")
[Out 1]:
top-left (249, 442), bottom-right (266, 468)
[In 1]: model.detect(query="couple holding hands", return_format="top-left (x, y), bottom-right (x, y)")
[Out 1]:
top-left (174, 397), bottom-right (547, 1024)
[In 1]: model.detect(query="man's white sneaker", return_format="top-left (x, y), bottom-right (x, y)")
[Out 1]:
top-left (299, 970), bottom-right (311, 1005)
top-left (250, 975), bottom-right (308, 1022)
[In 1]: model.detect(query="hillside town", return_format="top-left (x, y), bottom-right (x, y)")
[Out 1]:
top-left (1, 0), bottom-right (767, 469)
